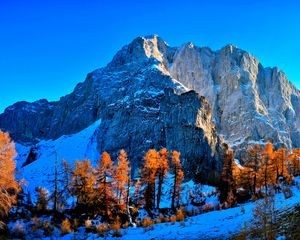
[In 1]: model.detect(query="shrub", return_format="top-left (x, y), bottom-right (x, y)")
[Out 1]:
top-left (176, 208), bottom-right (184, 222)
top-left (241, 206), bottom-right (245, 214)
top-left (111, 221), bottom-right (122, 237)
top-left (10, 222), bottom-right (26, 238)
top-left (41, 220), bottom-right (54, 236)
top-left (61, 218), bottom-right (72, 235)
top-left (73, 218), bottom-right (79, 230)
top-left (142, 217), bottom-right (154, 231)
top-left (170, 215), bottom-right (176, 224)
top-left (283, 186), bottom-right (293, 199)
top-left (85, 219), bottom-right (92, 228)
top-left (97, 223), bottom-right (108, 236)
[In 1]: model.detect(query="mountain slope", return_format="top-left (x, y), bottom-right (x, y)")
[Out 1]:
top-left (1, 35), bottom-right (300, 181)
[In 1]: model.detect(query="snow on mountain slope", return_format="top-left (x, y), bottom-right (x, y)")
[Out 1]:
top-left (16, 120), bottom-right (101, 194)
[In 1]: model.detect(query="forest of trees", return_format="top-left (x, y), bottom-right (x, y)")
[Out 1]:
top-left (219, 142), bottom-right (300, 207)
top-left (1, 128), bottom-right (300, 238)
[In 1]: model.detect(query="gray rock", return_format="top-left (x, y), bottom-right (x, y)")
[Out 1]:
top-left (1, 35), bottom-right (299, 181)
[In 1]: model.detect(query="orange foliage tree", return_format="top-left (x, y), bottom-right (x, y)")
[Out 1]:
top-left (274, 148), bottom-right (288, 180)
top-left (156, 148), bottom-right (169, 209)
top-left (260, 142), bottom-right (276, 192)
top-left (0, 130), bottom-right (20, 230)
top-left (141, 149), bottom-right (159, 210)
top-left (219, 150), bottom-right (236, 206)
top-left (288, 149), bottom-right (300, 176)
top-left (95, 151), bottom-right (116, 216)
top-left (171, 150), bottom-right (184, 210)
top-left (71, 159), bottom-right (96, 211)
top-left (245, 143), bottom-right (263, 194)
top-left (114, 149), bottom-right (130, 210)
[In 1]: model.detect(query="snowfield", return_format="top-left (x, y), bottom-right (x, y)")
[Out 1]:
top-left (15, 120), bottom-right (101, 196)
top-left (56, 182), bottom-right (300, 240)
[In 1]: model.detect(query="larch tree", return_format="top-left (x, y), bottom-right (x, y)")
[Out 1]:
top-left (71, 159), bottom-right (96, 211)
top-left (219, 150), bottom-right (236, 207)
top-left (95, 151), bottom-right (116, 217)
top-left (274, 148), bottom-right (288, 180)
top-left (156, 148), bottom-right (169, 209)
top-left (171, 150), bottom-right (184, 210)
top-left (35, 187), bottom-right (49, 213)
top-left (114, 149), bottom-right (130, 210)
top-left (261, 142), bottom-right (275, 192)
top-left (0, 130), bottom-right (20, 230)
top-left (140, 149), bottom-right (159, 211)
top-left (245, 143), bottom-right (263, 194)
top-left (288, 149), bottom-right (300, 176)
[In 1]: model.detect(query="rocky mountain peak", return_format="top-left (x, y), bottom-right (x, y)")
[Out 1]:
top-left (1, 35), bottom-right (300, 181)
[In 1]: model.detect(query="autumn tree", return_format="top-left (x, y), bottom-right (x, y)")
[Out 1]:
top-left (71, 159), bottom-right (96, 211)
top-left (288, 149), bottom-right (300, 176)
top-left (219, 150), bottom-right (236, 207)
top-left (50, 158), bottom-right (72, 213)
top-left (156, 148), bottom-right (169, 209)
top-left (261, 142), bottom-right (276, 193)
top-left (114, 149), bottom-right (130, 210)
top-left (140, 149), bottom-right (159, 211)
top-left (274, 148), bottom-right (288, 180)
top-left (171, 151), bottom-right (184, 210)
top-left (245, 143), bottom-right (263, 194)
top-left (95, 151), bottom-right (116, 217)
top-left (0, 130), bottom-right (20, 230)
top-left (35, 187), bottom-right (49, 212)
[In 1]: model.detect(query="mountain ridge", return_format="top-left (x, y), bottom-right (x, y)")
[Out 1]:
top-left (1, 35), bottom-right (300, 183)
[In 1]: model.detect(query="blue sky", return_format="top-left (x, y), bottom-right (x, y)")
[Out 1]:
top-left (1, 0), bottom-right (300, 113)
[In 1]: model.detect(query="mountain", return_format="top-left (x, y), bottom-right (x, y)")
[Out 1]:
top-left (1, 35), bottom-right (300, 183)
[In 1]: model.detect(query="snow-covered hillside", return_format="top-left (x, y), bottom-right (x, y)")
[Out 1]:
top-left (56, 180), bottom-right (300, 240)
top-left (15, 120), bottom-right (101, 194)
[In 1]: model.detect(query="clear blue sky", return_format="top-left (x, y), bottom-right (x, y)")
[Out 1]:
top-left (1, 0), bottom-right (300, 113)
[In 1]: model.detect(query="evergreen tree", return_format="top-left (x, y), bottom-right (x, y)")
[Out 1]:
top-left (171, 151), bottom-right (184, 210)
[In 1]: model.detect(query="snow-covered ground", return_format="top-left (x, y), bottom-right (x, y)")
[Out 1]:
top-left (15, 120), bottom-right (101, 195)
top-left (55, 180), bottom-right (300, 240)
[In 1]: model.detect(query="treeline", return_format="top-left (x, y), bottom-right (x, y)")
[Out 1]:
top-left (34, 148), bottom-right (184, 224)
top-left (219, 142), bottom-right (300, 206)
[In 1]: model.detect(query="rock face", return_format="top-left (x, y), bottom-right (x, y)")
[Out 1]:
top-left (1, 35), bottom-right (300, 181)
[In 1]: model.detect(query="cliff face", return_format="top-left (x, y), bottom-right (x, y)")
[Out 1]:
top-left (1, 35), bottom-right (299, 181)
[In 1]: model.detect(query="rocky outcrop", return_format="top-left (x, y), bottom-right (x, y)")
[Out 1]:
top-left (1, 35), bottom-right (299, 180)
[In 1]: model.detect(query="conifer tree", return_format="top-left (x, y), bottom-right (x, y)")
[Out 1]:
top-left (219, 150), bottom-right (236, 206)
top-left (171, 151), bottom-right (184, 210)
top-left (71, 159), bottom-right (96, 211)
top-left (0, 130), bottom-right (20, 230)
top-left (288, 149), bottom-right (300, 176)
top-left (140, 149), bottom-right (159, 211)
top-left (156, 148), bottom-right (169, 209)
top-left (95, 151), bottom-right (115, 216)
top-left (35, 187), bottom-right (49, 212)
top-left (274, 148), bottom-right (288, 180)
top-left (261, 142), bottom-right (275, 193)
top-left (245, 143), bottom-right (263, 194)
top-left (114, 149), bottom-right (130, 210)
